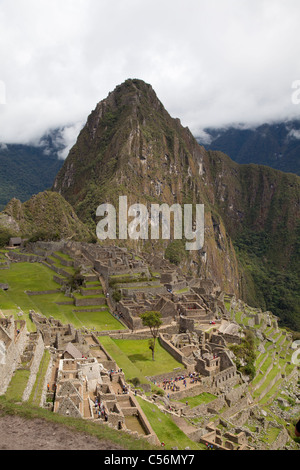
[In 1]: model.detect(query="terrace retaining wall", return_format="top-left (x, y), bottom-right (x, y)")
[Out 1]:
top-left (22, 333), bottom-right (45, 401)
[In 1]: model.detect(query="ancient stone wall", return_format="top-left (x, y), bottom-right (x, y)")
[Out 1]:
top-left (73, 296), bottom-right (106, 307)
top-left (22, 333), bottom-right (45, 401)
top-left (0, 318), bottom-right (27, 395)
top-left (184, 395), bottom-right (226, 418)
top-left (159, 334), bottom-right (194, 370)
top-left (8, 252), bottom-right (44, 263)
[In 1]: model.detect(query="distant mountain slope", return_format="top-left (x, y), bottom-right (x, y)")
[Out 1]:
top-left (0, 191), bottom-right (93, 241)
top-left (197, 120), bottom-right (300, 176)
top-left (0, 132), bottom-right (65, 210)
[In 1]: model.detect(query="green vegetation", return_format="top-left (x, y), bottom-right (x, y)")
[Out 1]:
top-left (29, 350), bottom-right (51, 406)
top-left (0, 227), bottom-right (15, 247)
top-left (0, 141), bottom-right (64, 211)
top-left (0, 191), bottom-right (93, 242)
top-left (203, 121), bottom-right (300, 176)
top-left (27, 230), bottom-right (61, 243)
top-left (136, 397), bottom-right (204, 450)
top-left (99, 336), bottom-right (151, 388)
top-left (140, 311), bottom-right (163, 361)
top-left (179, 392), bottom-right (217, 408)
top-left (235, 230), bottom-right (300, 332)
top-left (229, 330), bottom-right (256, 380)
top-left (0, 261), bottom-right (124, 332)
top-left (99, 336), bottom-right (182, 390)
top-left (165, 239), bottom-right (187, 266)
top-left (5, 370), bottom-right (31, 401)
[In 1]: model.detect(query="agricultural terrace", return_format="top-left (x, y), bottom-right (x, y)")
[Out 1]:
top-left (0, 256), bottom-right (124, 332)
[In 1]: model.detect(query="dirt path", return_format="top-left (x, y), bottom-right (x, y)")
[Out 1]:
top-left (0, 415), bottom-right (124, 450)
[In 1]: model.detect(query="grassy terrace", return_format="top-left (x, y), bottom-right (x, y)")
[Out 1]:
top-left (226, 299), bottom-right (298, 440)
top-left (136, 396), bottom-right (205, 450)
top-left (178, 392), bottom-right (217, 408)
top-left (53, 251), bottom-right (73, 261)
top-left (47, 255), bottom-right (77, 275)
top-left (0, 260), bottom-right (124, 331)
top-left (249, 323), bottom-right (295, 406)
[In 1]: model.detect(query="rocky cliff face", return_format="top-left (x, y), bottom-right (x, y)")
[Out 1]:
top-left (52, 79), bottom-right (300, 329)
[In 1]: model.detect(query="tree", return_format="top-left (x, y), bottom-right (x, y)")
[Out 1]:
top-left (67, 268), bottom-right (84, 291)
top-left (140, 311), bottom-right (163, 361)
top-left (0, 228), bottom-right (13, 247)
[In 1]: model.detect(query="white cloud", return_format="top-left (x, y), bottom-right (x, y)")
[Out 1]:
top-left (0, 0), bottom-right (300, 154)
top-left (288, 129), bottom-right (300, 140)
top-left (55, 123), bottom-right (85, 160)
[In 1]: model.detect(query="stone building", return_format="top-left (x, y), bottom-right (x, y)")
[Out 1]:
top-left (30, 310), bottom-right (89, 356)
top-left (199, 420), bottom-right (254, 450)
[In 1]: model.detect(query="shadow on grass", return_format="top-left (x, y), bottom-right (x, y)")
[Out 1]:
top-left (128, 354), bottom-right (150, 362)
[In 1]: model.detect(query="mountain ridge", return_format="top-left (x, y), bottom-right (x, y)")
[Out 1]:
top-left (0, 191), bottom-right (93, 242)
top-left (0, 128), bottom-right (69, 211)
top-left (52, 78), bottom-right (300, 330)
top-left (197, 120), bottom-right (300, 176)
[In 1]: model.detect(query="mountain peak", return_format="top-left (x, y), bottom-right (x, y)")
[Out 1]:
top-left (92, 78), bottom-right (164, 125)
top-left (52, 78), bottom-right (199, 213)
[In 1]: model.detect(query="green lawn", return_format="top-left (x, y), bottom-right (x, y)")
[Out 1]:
top-left (99, 336), bottom-right (150, 386)
top-left (0, 262), bottom-right (124, 332)
top-left (136, 397), bottom-right (204, 450)
top-left (5, 369), bottom-right (31, 401)
top-left (72, 309), bottom-right (125, 331)
top-left (179, 392), bottom-right (217, 408)
top-left (98, 336), bottom-right (182, 392)
top-left (1, 261), bottom-right (59, 293)
top-left (111, 338), bottom-right (183, 377)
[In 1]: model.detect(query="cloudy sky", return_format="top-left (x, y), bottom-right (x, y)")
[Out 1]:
top-left (1, 0), bottom-right (300, 154)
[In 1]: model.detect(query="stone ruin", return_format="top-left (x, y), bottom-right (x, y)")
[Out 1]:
top-left (15, 240), bottom-right (246, 397)
top-left (0, 315), bottom-right (27, 395)
top-left (199, 420), bottom-right (254, 450)
top-left (52, 346), bottom-right (158, 445)
top-left (3, 239), bottom-right (293, 449)
top-left (158, 328), bottom-right (240, 394)
top-left (26, 309), bottom-right (158, 445)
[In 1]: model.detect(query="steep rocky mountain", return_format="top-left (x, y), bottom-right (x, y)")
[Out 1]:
top-left (53, 79), bottom-right (240, 296)
top-left (52, 79), bottom-right (300, 331)
top-left (197, 121), bottom-right (300, 176)
top-left (0, 191), bottom-right (93, 242)
top-left (0, 131), bottom-right (65, 211)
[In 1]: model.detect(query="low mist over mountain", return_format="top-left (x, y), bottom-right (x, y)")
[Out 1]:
top-left (197, 120), bottom-right (300, 176)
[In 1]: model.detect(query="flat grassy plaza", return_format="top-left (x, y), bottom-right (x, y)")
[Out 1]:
top-left (99, 336), bottom-right (183, 387)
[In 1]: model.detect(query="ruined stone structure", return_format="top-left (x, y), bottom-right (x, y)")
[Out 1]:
top-left (52, 346), bottom-right (158, 445)
top-left (2, 240), bottom-right (296, 450)
top-left (199, 420), bottom-right (254, 450)
top-left (29, 310), bottom-right (90, 356)
top-left (18, 241), bottom-right (245, 396)
top-left (0, 316), bottom-right (27, 394)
